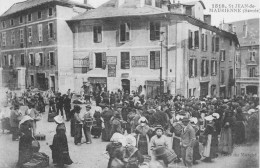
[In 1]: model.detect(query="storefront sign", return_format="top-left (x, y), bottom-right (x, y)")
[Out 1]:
top-left (107, 56), bottom-right (117, 65)
top-left (73, 58), bottom-right (89, 67)
top-left (108, 65), bottom-right (116, 77)
top-left (146, 81), bottom-right (163, 86)
top-left (121, 73), bottom-right (129, 78)
top-left (132, 56), bottom-right (148, 67)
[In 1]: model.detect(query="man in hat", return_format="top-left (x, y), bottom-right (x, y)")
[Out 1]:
top-left (180, 117), bottom-right (196, 168)
top-left (56, 93), bottom-right (64, 117)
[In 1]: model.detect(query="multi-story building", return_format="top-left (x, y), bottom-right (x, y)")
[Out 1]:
top-left (222, 18), bottom-right (259, 96)
top-left (67, 0), bottom-right (238, 98)
top-left (0, 0), bottom-right (93, 92)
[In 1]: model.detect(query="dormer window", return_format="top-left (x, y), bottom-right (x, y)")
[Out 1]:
top-left (155, 0), bottom-right (162, 8)
top-left (28, 13), bottom-right (32, 22)
top-left (19, 16), bottom-right (23, 24)
top-left (38, 11), bottom-right (42, 19)
top-left (10, 19), bottom-right (14, 26)
top-left (2, 21), bottom-right (5, 28)
top-left (48, 8), bottom-right (53, 17)
top-left (120, 23), bottom-right (130, 42)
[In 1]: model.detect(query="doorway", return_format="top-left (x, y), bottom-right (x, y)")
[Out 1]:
top-left (122, 79), bottom-right (130, 93)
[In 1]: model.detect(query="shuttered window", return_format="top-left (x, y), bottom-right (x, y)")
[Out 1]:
top-left (121, 52), bottom-right (130, 69)
top-left (189, 58), bottom-right (197, 77)
top-left (212, 36), bottom-right (215, 52)
top-left (215, 37), bottom-right (219, 52)
top-left (95, 52), bottom-right (106, 69)
top-left (201, 33), bottom-right (204, 51)
top-left (120, 23), bottom-right (130, 42)
top-left (220, 50), bottom-right (226, 61)
top-left (150, 22), bottom-right (160, 41)
top-left (21, 54), bottom-right (25, 66)
top-left (188, 30), bottom-right (193, 49)
top-left (93, 26), bottom-right (102, 43)
top-left (150, 51), bottom-right (160, 69)
top-left (194, 31), bottom-right (199, 48)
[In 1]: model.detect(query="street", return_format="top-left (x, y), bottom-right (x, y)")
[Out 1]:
top-left (0, 105), bottom-right (258, 168)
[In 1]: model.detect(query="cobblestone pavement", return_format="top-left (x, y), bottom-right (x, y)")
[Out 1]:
top-left (0, 105), bottom-right (258, 168)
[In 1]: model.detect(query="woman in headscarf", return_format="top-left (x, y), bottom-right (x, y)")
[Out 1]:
top-left (50, 116), bottom-right (73, 167)
top-left (234, 107), bottom-right (246, 144)
top-left (219, 109), bottom-right (236, 155)
top-left (102, 106), bottom-right (114, 141)
top-left (17, 115), bottom-right (34, 167)
top-left (135, 117), bottom-right (152, 155)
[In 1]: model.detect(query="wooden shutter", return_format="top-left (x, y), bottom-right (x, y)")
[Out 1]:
top-left (89, 52), bottom-right (93, 70)
top-left (125, 23), bottom-right (130, 41)
top-left (188, 30), bottom-right (192, 49)
top-left (205, 34), bottom-right (208, 51)
top-left (206, 60), bottom-right (209, 76)
top-left (211, 60), bottom-right (214, 75)
top-left (150, 22), bottom-right (155, 41)
top-left (93, 26), bottom-right (97, 43)
top-left (215, 37), bottom-right (219, 52)
top-left (194, 31), bottom-right (199, 48)
top-left (215, 61), bottom-right (217, 75)
top-left (150, 51), bottom-right (155, 69)
top-left (195, 59), bottom-right (197, 77)
top-left (102, 52), bottom-right (106, 69)
top-left (189, 59), bottom-right (192, 77)
top-left (201, 34), bottom-right (204, 51)
top-left (47, 53), bottom-right (50, 66)
top-left (120, 24), bottom-right (125, 41)
top-left (223, 50), bottom-right (226, 61)
top-left (212, 36), bottom-right (215, 52)
top-left (155, 51), bottom-right (160, 69)
top-left (201, 60), bottom-right (204, 76)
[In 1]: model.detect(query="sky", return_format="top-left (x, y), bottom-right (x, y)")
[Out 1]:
top-left (0, 0), bottom-right (259, 26)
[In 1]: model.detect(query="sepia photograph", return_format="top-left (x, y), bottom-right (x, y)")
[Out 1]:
top-left (0, 0), bottom-right (259, 167)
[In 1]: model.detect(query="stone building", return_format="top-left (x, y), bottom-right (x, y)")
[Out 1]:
top-left (0, 0), bottom-right (93, 92)
top-left (67, 0), bottom-right (238, 98)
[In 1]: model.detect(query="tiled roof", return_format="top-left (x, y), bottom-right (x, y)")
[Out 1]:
top-left (70, 0), bottom-right (167, 21)
top-left (1, 0), bottom-right (93, 17)
top-left (224, 18), bottom-right (259, 46)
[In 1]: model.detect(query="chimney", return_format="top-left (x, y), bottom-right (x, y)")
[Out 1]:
top-left (204, 15), bottom-right (211, 25)
top-left (84, 0), bottom-right (88, 4)
top-left (228, 24), bottom-right (233, 32)
top-left (243, 21), bottom-right (248, 37)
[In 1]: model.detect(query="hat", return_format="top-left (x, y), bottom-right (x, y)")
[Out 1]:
top-left (190, 117), bottom-right (198, 124)
top-left (19, 115), bottom-right (33, 127)
top-left (212, 113), bottom-right (220, 119)
top-left (138, 117), bottom-right (148, 124)
top-left (54, 115), bottom-right (64, 124)
top-left (181, 117), bottom-right (190, 122)
top-left (154, 125), bottom-right (164, 132)
top-left (147, 109), bottom-right (156, 114)
top-left (110, 133), bottom-right (126, 146)
top-left (86, 104), bottom-right (91, 109)
top-left (223, 99), bottom-right (229, 103)
top-left (248, 109), bottom-right (256, 115)
top-left (205, 115), bottom-right (214, 121)
top-left (125, 135), bottom-right (136, 147)
top-left (176, 114), bottom-right (184, 121)
top-left (95, 106), bottom-right (102, 112)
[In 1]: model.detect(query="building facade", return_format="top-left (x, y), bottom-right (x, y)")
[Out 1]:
top-left (0, 0), bottom-right (92, 92)
top-left (68, 0), bottom-right (238, 98)
top-left (222, 18), bottom-right (259, 96)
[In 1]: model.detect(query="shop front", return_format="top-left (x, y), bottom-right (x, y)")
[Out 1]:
top-left (145, 81), bottom-right (164, 99)
top-left (88, 77), bottom-right (107, 94)
top-left (200, 82), bottom-right (209, 98)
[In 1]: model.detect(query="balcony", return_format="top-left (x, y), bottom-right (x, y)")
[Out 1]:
top-left (236, 77), bottom-right (259, 84)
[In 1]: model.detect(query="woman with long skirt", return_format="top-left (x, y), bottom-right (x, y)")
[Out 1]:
top-left (50, 116), bottom-right (73, 167)
top-left (92, 109), bottom-right (103, 138)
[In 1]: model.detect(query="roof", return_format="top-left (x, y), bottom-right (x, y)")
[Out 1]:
top-left (224, 18), bottom-right (259, 46)
top-left (1, 0), bottom-right (94, 17)
top-left (70, 0), bottom-right (167, 21)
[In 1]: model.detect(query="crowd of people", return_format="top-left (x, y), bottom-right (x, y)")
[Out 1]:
top-left (0, 87), bottom-right (259, 168)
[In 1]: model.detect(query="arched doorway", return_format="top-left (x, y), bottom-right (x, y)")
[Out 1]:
top-left (122, 79), bottom-right (130, 93)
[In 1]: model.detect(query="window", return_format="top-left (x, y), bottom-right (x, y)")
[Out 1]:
top-left (201, 33), bottom-right (204, 51)
top-left (150, 51), bottom-right (160, 69)
top-left (49, 52), bottom-right (55, 66)
top-left (8, 55), bottom-right (13, 66)
top-left (145, 0), bottom-right (152, 5)
top-left (221, 70), bottom-right (225, 84)
top-left (38, 11), bottom-right (42, 19)
top-left (201, 60), bottom-right (206, 76)
top-left (21, 54), bottom-right (25, 66)
top-left (30, 75), bottom-right (34, 86)
top-left (2, 32), bottom-right (6, 47)
top-left (220, 50), bottom-right (226, 61)
top-left (120, 23), bottom-right (130, 42)
top-left (10, 19), bottom-right (14, 26)
top-left (2, 21), bottom-right (5, 28)
top-left (95, 53), bottom-right (102, 68)
top-left (4, 55), bottom-right (7, 66)
top-left (188, 30), bottom-right (193, 49)
top-left (19, 16), bottom-right (23, 24)
top-left (48, 23), bottom-right (54, 38)
top-left (155, 0), bottom-right (162, 8)
top-left (249, 67), bottom-right (256, 77)
top-left (249, 51), bottom-right (256, 62)
top-left (29, 53), bottom-right (34, 66)
top-left (20, 29), bottom-right (24, 46)
top-left (28, 27), bottom-right (32, 43)
top-left (35, 53), bottom-right (43, 66)
top-left (48, 8), bottom-right (53, 17)
top-left (194, 31), bottom-right (199, 48)
top-left (215, 37), bottom-right (219, 52)
top-left (189, 58), bottom-right (197, 77)
top-left (39, 53), bottom-right (43, 66)
top-left (93, 25), bottom-right (102, 43)
top-left (28, 13), bottom-right (32, 22)
top-left (205, 34), bottom-right (208, 51)
top-left (38, 24), bottom-right (42, 42)
top-left (211, 60), bottom-right (217, 75)
top-left (211, 36), bottom-right (215, 52)
top-left (121, 52), bottom-right (130, 69)
top-left (11, 31), bottom-right (15, 45)
top-left (150, 22), bottom-right (160, 41)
